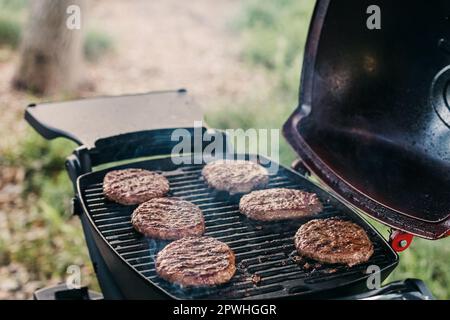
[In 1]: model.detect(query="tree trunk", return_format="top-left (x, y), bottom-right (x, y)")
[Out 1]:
top-left (13, 0), bottom-right (86, 95)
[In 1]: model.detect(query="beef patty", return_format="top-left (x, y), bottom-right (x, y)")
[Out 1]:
top-left (103, 168), bottom-right (169, 205)
top-left (239, 188), bottom-right (323, 221)
top-left (202, 160), bottom-right (269, 194)
top-left (294, 218), bottom-right (374, 267)
top-left (156, 237), bottom-right (236, 287)
top-left (131, 198), bottom-right (205, 240)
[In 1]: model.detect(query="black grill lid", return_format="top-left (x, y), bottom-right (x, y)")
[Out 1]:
top-left (25, 90), bottom-right (203, 148)
top-left (283, 0), bottom-right (450, 239)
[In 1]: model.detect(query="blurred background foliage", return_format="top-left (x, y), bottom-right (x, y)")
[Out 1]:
top-left (0, 0), bottom-right (112, 296)
top-left (84, 30), bottom-right (114, 62)
top-left (0, 0), bottom-right (113, 60)
top-left (0, 0), bottom-right (26, 48)
top-left (0, 0), bottom-right (448, 299)
top-left (207, 0), bottom-right (315, 166)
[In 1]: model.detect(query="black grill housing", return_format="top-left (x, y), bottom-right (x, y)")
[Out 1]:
top-left (78, 155), bottom-right (398, 299)
top-left (25, 90), bottom-right (400, 299)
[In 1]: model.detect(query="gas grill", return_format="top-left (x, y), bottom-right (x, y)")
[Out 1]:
top-left (26, 0), bottom-right (449, 300)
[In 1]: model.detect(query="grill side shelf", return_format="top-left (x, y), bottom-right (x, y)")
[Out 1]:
top-left (25, 90), bottom-right (203, 148)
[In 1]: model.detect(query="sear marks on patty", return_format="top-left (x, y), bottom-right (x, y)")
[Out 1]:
top-left (202, 160), bottom-right (269, 194)
top-left (103, 168), bottom-right (169, 205)
top-left (295, 218), bottom-right (374, 267)
top-left (239, 188), bottom-right (323, 221)
top-left (132, 198), bottom-right (205, 240)
top-left (156, 237), bottom-right (236, 287)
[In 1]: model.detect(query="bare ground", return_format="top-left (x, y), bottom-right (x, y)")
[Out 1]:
top-left (0, 0), bottom-right (268, 299)
top-left (85, 0), bottom-right (269, 107)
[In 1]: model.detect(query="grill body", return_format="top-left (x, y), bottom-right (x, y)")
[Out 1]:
top-left (77, 155), bottom-right (398, 299)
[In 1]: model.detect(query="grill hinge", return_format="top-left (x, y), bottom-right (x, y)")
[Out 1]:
top-left (291, 158), bottom-right (311, 176)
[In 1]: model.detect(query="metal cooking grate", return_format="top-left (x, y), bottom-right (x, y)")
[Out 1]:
top-left (79, 157), bottom-right (397, 299)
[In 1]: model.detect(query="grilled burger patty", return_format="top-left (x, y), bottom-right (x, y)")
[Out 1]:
top-left (239, 188), bottom-right (323, 221)
top-left (156, 237), bottom-right (236, 287)
top-left (202, 160), bottom-right (269, 194)
top-left (295, 218), bottom-right (374, 267)
top-left (103, 168), bottom-right (169, 205)
top-left (131, 198), bottom-right (205, 240)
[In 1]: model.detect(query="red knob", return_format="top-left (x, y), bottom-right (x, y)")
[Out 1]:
top-left (390, 230), bottom-right (414, 252)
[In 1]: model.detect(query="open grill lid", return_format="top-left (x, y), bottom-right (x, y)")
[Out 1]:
top-left (283, 0), bottom-right (450, 239)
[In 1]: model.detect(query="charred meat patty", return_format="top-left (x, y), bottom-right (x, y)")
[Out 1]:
top-left (103, 168), bottom-right (169, 205)
top-left (131, 198), bottom-right (205, 240)
top-left (202, 160), bottom-right (269, 194)
top-left (295, 218), bottom-right (374, 267)
top-left (239, 188), bottom-right (323, 221)
top-left (156, 237), bottom-right (236, 287)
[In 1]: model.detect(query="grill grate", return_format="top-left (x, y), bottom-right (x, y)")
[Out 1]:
top-left (79, 157), bottom-right (397, 299)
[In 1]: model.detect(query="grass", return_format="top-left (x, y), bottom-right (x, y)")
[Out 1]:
top-left (84, 29), bottom-right (115, 62)
top-left (0, 0), bottom-right (448, 300)
top-left (0, 0), bottom-right (112, 297)
top-left (9, 132), bottom-right (75, 199)
top-left (0, 14), bottom-right (22, 48)
top-left (0, 0), bottom-right (27, 11)
top-left (365, 218), bottom-right (450, 299)
top-left (206, 0), bottom-right (450, 299)
top-left (0, 130), bottom-right (97, 289)
top-left (0, 0), bottom-right (114, 61)
top-left (206, 0), bottom-right (316, 166)
top-left (0, 0), bottom-right (27, 48)
top-left (389, 237), bottom-right (450, 299)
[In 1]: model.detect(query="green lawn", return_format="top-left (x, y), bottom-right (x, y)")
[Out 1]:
top-left (206, 0), bottom-right (450, 299)
top-left (1, 131), bottom-right (96, 289)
